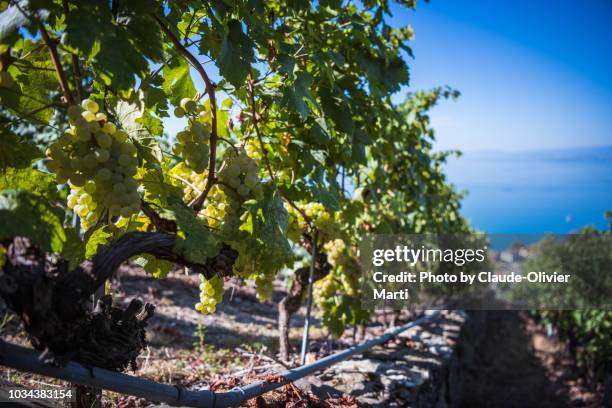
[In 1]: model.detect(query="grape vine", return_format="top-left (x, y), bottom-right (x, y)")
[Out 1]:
top-left (0, 0), bottom-right (478, 372)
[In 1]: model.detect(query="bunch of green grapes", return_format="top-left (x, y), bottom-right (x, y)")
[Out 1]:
top-left (170, 164), bottom-right (227, 229)
top-left (195, 275), bottom-right (224, 315)
top-left (304, 202), bottom-right (334, 231)
top-left (172, 98), bottom-right (211, 173)
top-left (314, 254), bottom-right (359, 302)
top-left (323, 238), bottom-right (346, 267)
top-left (285, 207), bottom-right (303, 242)
top-left (285, 202), bottom-right (336, 239)
top-left (218, 147), bottom-right (264, 200)
top-left (314, 274), bottom-right (338, 300)
top-left (253, 273), bottom-right (273, 301)
top-left (46, 99), bottom-right (140, 228)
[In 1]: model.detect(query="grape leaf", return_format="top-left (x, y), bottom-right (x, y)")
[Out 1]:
top-left (230, 184), bottom-right (293, 276)
top-left (0, 56), bottom-right (56, 124)
top-left (282, 72), bottom-right (315, 119)
top-left (217, 19), bottom-right (255, 87)
top-left (162, 58), bottom-right (196, 106)
top-left (85, 225), bottom-right (115, 259)
top-left (308, 166), bottom-right (341, 211)
top-left (356, 53), bottom-right (409, 93)
top-left (0, 189), bottom-right (65, 253)
top-left (166, 196), bottom-right (221, 264)
top-left (63, 0), bottom-right (111, 57)
top-left (112, 100), bottom-right (148, 140)
top-left (134, 254), bottom-right (174, 279)
top-left (137, 167), bottom-right (182, 205)
top-left (62, 227), bottom-right (84, 269)
top-left (0, 167), bottom-right (58, 201)
top-left (319, 86), bottom-right (354, 135)
top-left (0, 131), bottom-right (43, 171)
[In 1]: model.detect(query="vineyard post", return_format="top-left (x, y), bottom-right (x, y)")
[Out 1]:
top-left (300, 229), bottom-right (318, 365)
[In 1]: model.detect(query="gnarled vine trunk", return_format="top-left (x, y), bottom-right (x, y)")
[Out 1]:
top-left (0, 231), bottom-right (237, 371)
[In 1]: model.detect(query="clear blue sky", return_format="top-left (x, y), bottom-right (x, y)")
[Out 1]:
top-left (389, 0), bottom-right (612, 151)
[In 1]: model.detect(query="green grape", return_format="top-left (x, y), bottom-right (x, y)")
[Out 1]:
top-left (170, 165), bottom-right (228, 230)
top-left (122, 165), bottom-right (137, 177)
top-left (228, 176), bottom-right (241, 189)
top-left (323, 239), bottom-right (346, 267)
top-left (225, 161), bottom-right (241, 178)
top-left (84, 181), bottom-right (96, 194)
top-left (252, 184), bottom-right (264, 200)
top-left (254, 273), bottom-right (273, 301)
top-left (191, 122), bottom-right (208, 141)
top-left (103, 122), bottom-right (116, 134)
top-left (70, 157), bottom-right (84, 171)
top-left (176, 130), bottom-right (191, 144)
top-left (96, 168), bottom-right (112, 182)
top-left (118, 154), bottom-right (131, 167)
top-left (244, 173), bottom-right (257, 188)
top-left (95, 132), bottom-right (112, 148)
top-left (109, 205), bottom-right (121, 217)
top-left (83, 153), bottom-right (98, 168)
top-left (81, 110), bottom-right (96, 122)
top-left (112, 183), bottom-right (126, 195)
top-left (120, 143), bottom-right (136, 156)
top-left (94, 148), bottom-right (110, 162)
top-left (120, 206), bottom-right (133, 218)
top-left (76, 126), bottom-right (91, 141)
top-left (237, 184), bottom-right (250, 196)
top-left (124, 178), bottom-right (137, 191)
top-left (81, 98), bottom-right (99, 114)
top-left (195, 275), bottom-right (224, 315)
top-left (174, 106), bottom-right (185, 118)
top-left (78, 193), bottom-right (92, 205)
top-left (67, 105), bottom-right (82, 122)
top-left (46, 159), bottom-right (61, 173)
top-left (67, 194), bottom-right (78, 209)
top-left (172, 99), bottom-right (214, 172)
top-left (70, 174), bottom-right (86, 186)
top-left (180, 97), bottom-right (197, 113)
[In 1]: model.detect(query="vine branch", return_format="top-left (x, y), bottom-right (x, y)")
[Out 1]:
top-left (38, 24), bottom-right (74, 105)
top-left (153, 13), bottom-right (217, 213)
top-left (62, 0), bottom-right (84, 102)
top-left (248, 77), bottom-right (276, 183)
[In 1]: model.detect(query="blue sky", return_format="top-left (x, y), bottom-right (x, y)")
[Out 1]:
top-left (389, 0), bottom-right (612, 151)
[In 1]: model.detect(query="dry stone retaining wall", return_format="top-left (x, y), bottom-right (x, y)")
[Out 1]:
top-left (305, 310), bottom-right (485, 407)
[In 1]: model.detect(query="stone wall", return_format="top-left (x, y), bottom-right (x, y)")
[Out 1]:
top-left (305, 310), bottom-right (485, 407)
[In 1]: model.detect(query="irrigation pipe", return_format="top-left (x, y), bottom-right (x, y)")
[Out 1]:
top-left (0, 311), bottom-right (440, 407)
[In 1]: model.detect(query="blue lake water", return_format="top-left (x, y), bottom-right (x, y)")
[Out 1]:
top-left (444, 146), bottom-right (612, 236)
